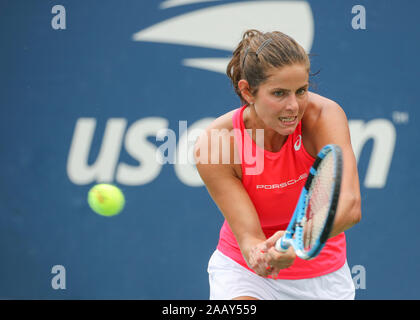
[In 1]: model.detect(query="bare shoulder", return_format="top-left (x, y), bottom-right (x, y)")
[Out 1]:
top-left (303, 92), bottom-right (345, 126)
top-left (204, 108), bottom-right (237, 132)
top-left (302, 92), bottom-right (349, 155)
top-left (195, 108), bottom-right (237, 152)
top-left (194, 107), bottom-right (241, 177)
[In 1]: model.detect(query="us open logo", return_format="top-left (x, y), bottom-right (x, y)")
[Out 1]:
top-left (66, 0), bottom-right (397, 189)
top-left (132, 0), bottom-right (315, 73)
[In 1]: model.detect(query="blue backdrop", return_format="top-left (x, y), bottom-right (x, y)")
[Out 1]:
top-left (1, 0), bottom-right (419, 299)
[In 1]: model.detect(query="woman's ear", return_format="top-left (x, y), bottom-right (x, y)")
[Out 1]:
top-left (238, 79), bottom-right (254, 105)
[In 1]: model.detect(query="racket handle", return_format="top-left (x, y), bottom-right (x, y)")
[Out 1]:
top-left (275, 236), bottom-right (290, 252)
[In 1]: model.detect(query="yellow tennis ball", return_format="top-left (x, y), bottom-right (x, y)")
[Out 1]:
top-left (87, 184), bottom-right (125, 217)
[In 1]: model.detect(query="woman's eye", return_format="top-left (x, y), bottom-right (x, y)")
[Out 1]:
top-left (273, 90), bottom-right (284, 97)
top-left (297, 88), bottom-right (307, 95)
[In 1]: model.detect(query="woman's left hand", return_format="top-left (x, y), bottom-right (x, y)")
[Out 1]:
top-left (263, 231), bottom-right (296, 278)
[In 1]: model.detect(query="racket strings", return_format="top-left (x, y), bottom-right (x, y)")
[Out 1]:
top-left (304, 153), bottom-right (335, 250)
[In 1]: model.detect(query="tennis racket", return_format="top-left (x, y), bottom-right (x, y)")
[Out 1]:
top-left (275, 144), bottom-right (343, 260)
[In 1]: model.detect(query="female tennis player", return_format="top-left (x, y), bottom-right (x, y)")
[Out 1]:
top-left (194, 30), bottom-right (361, 300)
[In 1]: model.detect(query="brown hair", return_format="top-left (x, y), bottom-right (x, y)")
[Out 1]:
top-left (226, 29), bottom-right (311, 103)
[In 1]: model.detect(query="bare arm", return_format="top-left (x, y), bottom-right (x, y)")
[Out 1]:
top-left (194, 125), bottom-right (295, 277)
top-left (308, 101), bottom-right (362, 238)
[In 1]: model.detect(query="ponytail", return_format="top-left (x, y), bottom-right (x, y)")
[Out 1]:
top-left (226, 29), bottom-right (310, 103)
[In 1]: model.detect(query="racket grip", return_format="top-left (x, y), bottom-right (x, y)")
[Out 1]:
top-left (275, 237), bottom-right (290, 252)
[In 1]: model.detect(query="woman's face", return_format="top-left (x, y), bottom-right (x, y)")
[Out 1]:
top-left (252, 64), bottom-right (309, 136)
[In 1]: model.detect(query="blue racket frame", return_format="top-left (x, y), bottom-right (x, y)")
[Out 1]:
top-left (275, 144), bottom-right (343, 260)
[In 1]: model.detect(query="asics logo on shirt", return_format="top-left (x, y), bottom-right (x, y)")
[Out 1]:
top-left (294, 134), bottom-right (302, 151)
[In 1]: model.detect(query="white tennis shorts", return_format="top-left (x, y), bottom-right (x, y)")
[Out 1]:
top-left (208, 250), bottom-right (355, 300)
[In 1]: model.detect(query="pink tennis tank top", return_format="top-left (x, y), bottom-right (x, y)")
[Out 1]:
top-left (216, 105), bottom-right (346, 279)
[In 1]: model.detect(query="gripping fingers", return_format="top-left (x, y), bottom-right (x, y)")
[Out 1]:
top-left (267, 246), bottom-right (296, 271)
top-left (275, 238), bottom-right (287, 252)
